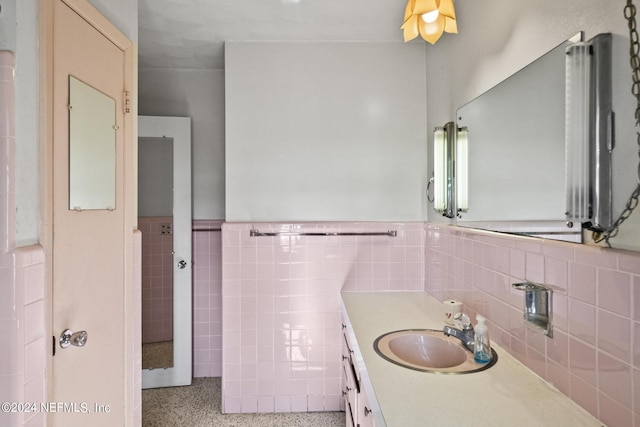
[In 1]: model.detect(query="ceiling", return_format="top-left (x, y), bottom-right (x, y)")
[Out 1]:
top-left (138, 0), bottom-right (408, 70)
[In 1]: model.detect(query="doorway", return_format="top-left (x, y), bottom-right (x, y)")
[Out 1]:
top-left (139, 116), bottom-right (192, 388)
top-left (44, 0), bottom-right (136, 425)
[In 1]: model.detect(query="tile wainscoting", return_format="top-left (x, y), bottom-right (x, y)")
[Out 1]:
top-left (220, 222), bottom-right (424, 413)
top-left (0, 50), bottom-right (47, 427)
top-left (0, 246), bottom-right (46, 427)
top-left (425, 223), bottom-right (640, 427)
top-left (139, 218), bottom-right (224, 377)
top-left (140, 216), bottom-right (174, 344)
top-left (193, 220), bottom-right (223, 378)
top-left (197, 219), bottom-right (640, 425)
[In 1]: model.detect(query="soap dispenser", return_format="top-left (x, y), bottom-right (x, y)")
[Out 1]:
top-left (474, 315), bottom-right (492, 363)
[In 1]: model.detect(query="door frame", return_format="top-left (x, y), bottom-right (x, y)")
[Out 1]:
top-left (139, 116), bottom-right (192, 388)
top-left (39, 0), bottom-right (137, 424)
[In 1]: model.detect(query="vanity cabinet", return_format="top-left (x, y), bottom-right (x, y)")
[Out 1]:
top-left (342, 321), bottom-right (358, 426)
top-left (341, 315), bottom-right (378, 427)
top-left (357, 383), bottom-right (375, 427)
top-left (340, 292), bottom-right (604, 427)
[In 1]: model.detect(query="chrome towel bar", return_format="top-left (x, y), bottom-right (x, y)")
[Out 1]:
top-left (249, 229), bottom-right (397, 237)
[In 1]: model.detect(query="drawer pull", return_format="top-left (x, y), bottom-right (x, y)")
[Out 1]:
top-left (364, 406), bottom-right (372, 416)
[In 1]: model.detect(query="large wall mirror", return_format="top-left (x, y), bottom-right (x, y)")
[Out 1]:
top-left (455, 31), bottom-right (640, 251)
top-left (454, 32), bottom-right (640, 249)
top-left (456, 35), bottom-right (583, 242)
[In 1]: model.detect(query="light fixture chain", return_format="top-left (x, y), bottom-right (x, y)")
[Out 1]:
top-left (595, 0), bottom-right (640, 245)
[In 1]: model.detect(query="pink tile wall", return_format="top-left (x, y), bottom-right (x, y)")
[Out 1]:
top-left (0, 248), bottom-right (43, 427)
top-left (0, 248), bottom-right (46, 427)
top-left (193, 220), bottom-right (223, 378)
top-left (139, 217), bottom-right (224, 377)
top-left (221, 222), bottom-right (423, 413)
top-left (139, 216), bottom-right (174, 343)
top-left (0, 51), bottom-right (47, 427)
top-left (425, 223), bottom-right (640, 427)
top-left (16, 247), bottom-right (46, 427)
top-left (0, 248), bottom-right (24, 427)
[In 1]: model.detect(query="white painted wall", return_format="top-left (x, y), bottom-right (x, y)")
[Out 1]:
top-left (426, 0), bottom-right (640, 251)
top-left (14, 0), bottom-right (39, 246)
top-left (0, 0), bottom-right (16, 50)
top-left (88, 0), bottom-right (138, 43)
top-left (138, 137), bottom-right (173, 216)
top-left (0, 0), bottom-right (40, 245)
top-left (225, 41), bottom-right (428, 222)
top-left (138, 68), bottom-right (226, 220)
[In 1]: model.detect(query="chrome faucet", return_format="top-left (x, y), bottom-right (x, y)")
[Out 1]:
top-left (443, 313), bottom-right (475, 352)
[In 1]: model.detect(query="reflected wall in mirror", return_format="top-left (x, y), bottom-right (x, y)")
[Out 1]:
top-left (139, 136), bottom-right (174, 369)
top-left (140, 116), bottom-right (191, 389)
top-left (456, 34), bottom-right (583, 243)
top-left (68, 76), bottom-right (116, 210)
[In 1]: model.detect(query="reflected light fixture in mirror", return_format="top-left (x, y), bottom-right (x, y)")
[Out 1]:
top-left (402, 0), bottom-right (457, 44)
top-left (433, 127), bottom-right (448, 212)
top-left (456, 127), bottom-right (469, 212)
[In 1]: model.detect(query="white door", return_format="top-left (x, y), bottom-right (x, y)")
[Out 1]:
top-left (49, 1), bottom-right (134, 426)
top-left (139, 116), bottom-right (192, 388)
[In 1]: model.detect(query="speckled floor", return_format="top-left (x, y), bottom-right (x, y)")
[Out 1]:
top-left (142, 341), bottom-right (173, 369)
top-left (142, 377), bottom-right (346, 427)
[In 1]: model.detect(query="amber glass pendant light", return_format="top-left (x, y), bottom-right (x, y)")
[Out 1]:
top-left (401, 0), bottom-right (457, 44)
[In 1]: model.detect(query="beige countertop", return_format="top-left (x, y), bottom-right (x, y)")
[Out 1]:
top-left (341, 292), bottom-right (604, 427)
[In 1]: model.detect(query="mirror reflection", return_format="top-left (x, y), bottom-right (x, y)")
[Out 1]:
top-left (139, 136), bottom-right (174, 369)
top-left (456, 35), bottom-right (582, 243)
top-left (68, 76), bottom-right (116, 210)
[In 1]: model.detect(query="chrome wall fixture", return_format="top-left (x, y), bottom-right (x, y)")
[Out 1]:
top-left (249, 229), bottom-right (398, 237)
top-left (512, 282), bottom-right (553, 338)
top-left (565, 33), bottom-right (614, 232)
top-left (430, 122), bottom-right (468, 218)
top-left (432, 124), bottom-right (453, 217)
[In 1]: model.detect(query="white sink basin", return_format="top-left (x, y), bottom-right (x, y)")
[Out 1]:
top-left (374, 329), bottom-right (497, 374)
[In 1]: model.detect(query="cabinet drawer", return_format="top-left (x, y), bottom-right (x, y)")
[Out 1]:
top-left (342, 359), bottom-right (357, 426)
top-left (344, 392), bottom-right (356, 427)
top-left (358, 382), bottom-right (376, 427)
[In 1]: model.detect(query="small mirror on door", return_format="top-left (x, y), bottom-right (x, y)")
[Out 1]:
top-left (68, 75), bottom-right (117, 210)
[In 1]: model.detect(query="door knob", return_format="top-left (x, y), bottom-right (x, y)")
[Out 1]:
top-left (59, 329), bottom-right (88, 349)
top-left (177, 260), bottom-right (187, 269)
